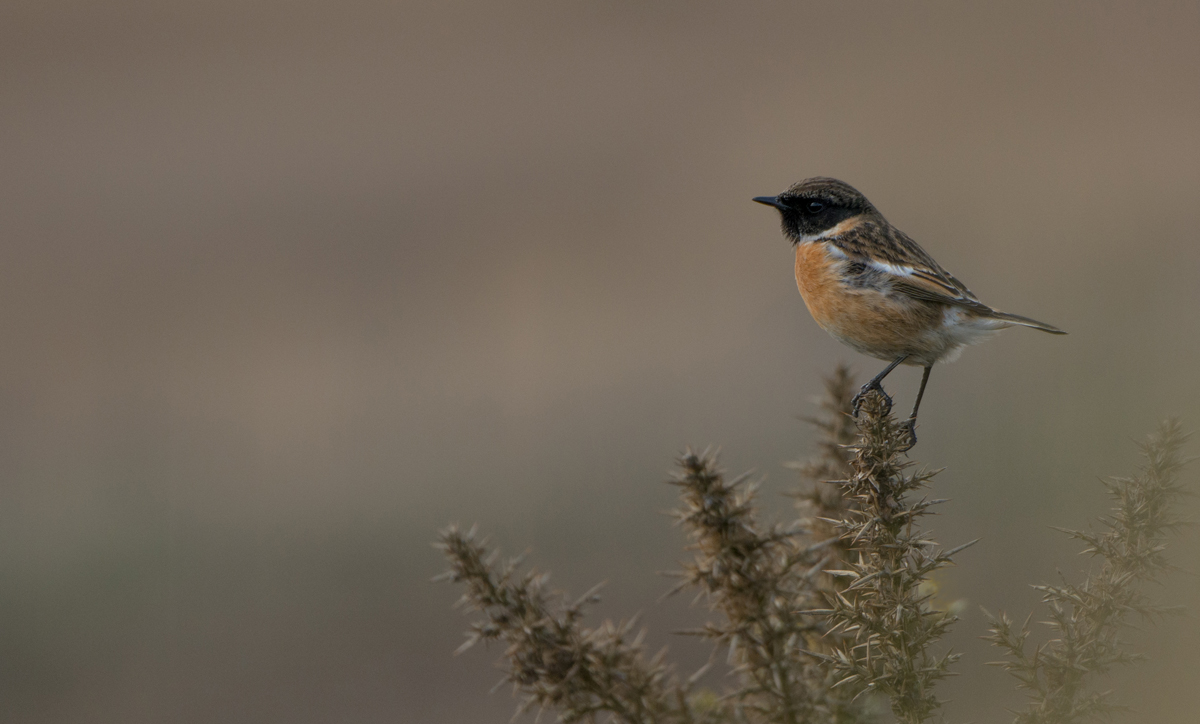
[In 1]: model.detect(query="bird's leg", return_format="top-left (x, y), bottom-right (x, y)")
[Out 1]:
top-left (898, 364), bottom-right (933, 452)
top-left (852, 355), bottom-right (908, 417)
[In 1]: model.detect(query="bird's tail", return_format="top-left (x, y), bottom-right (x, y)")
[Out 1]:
top-left (985, 310), bottom-right (1067, 334)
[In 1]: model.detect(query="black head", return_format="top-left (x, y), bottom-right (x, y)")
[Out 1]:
top-left (753, 177), bottom-right (877, 243)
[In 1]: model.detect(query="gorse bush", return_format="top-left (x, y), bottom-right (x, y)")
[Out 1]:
top-left (803, 387), bottom-right (973, 724)
top-left (437, 366), bottom-right (1190, 724)
top-left (984, 419), bottom-right (1190, 724)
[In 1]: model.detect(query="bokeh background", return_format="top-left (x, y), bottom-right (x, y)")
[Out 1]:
top-left (2, 2), bottom-right (1199, 722)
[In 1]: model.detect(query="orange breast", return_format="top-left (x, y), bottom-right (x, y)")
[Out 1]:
top-left (793, 243), bottom-right (843, 330)
top-left (793, 242), bottom-right (942, 361)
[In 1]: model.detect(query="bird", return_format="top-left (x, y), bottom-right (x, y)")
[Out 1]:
top-left (754, 177), bottom-right (1065, 449)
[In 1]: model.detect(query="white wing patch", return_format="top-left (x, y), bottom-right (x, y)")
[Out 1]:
top-left (868, 259), bottom-right (914, 277)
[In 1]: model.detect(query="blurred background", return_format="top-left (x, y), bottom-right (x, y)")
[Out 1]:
top-left (2, 1), bottom-right (1199, 722)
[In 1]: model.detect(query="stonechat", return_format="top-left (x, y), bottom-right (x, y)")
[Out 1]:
top-left (754, 177), bottom-right (1065, 449)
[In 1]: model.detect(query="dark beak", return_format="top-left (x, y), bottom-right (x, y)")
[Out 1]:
top-left (752, 195), bottom-right (785, 210)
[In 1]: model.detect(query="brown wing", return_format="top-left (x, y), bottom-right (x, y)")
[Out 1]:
top-left (830, 218), bottom-right (1066, 333)
top-left (830, 219), bottom-right (996, 314)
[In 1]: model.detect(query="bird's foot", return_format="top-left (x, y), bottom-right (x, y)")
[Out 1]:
top-left (898, 418), bottom-right (917, 452)
top-left (852, 379), bottom-right (893, 418)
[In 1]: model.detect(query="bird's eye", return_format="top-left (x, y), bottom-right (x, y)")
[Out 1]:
top-left (806, 201), bottom-right (824, 213)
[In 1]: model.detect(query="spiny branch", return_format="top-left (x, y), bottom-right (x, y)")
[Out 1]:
top-left (984, 419), bottom-right (1191, 724)
top-left (811, 388), bottom-right (971, 724)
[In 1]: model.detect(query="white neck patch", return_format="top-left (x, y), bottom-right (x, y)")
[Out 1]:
top-left (798, 217), bottom-right (859, 243)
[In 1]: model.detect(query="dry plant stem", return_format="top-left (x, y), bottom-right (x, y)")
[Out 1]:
top-left (435, 368), bottom-right (878, 724)
top-left (436, 527), bottom-right (692, 724)
top-left (669, 450), bottom-right (864, 724)
top-left (984, 420), bottom-right (1191, 724)
top-left (810, 388), bottom-right (971, 724)
top-left (437, 363), bottom-right (1187, 724)
top-left (789, 363), bottom-right (860, 555)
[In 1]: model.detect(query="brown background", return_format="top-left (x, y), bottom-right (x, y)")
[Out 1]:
top-left (2, 1), bottom-right (1199, 722)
